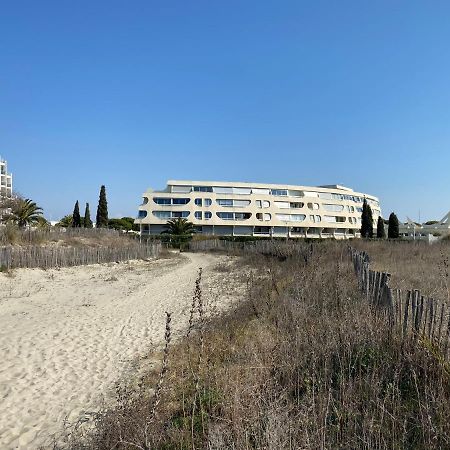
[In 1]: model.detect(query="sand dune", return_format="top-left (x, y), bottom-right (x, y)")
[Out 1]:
top-left (0, 252), bottom-right (243, 449)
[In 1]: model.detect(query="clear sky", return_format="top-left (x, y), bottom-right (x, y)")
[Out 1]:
top-left (1, 1), bottom-right (449, 222)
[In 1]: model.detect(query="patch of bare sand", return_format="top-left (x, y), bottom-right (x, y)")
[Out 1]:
top-left (0, 252), bottom-right (245, 449)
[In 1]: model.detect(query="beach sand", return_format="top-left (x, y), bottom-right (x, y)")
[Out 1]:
top-left (0, 251), bottom-right (243, 449)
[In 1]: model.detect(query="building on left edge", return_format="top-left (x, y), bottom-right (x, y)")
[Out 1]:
top-left (0, 157), bottom-right (13, 198)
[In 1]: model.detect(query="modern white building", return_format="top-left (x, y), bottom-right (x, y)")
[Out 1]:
top-left (399, 211), bottom-right (450, 241)
top-left (0, 157), bottom-right (13, 198)
top-left (135, 180), bottom-right (381, 239)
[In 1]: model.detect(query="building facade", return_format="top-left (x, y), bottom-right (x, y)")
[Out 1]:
top-left (399, 211), bottom-right (450, 242)
top-left (135, 180), bottom-right (381, 239)
top-left (0, 158), bottom-right (13, 198)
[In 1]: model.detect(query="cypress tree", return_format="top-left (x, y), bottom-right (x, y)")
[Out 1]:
top-left (376, 216), bottom-right (386, 239)
top-left (72, 200), bottom-right (81, 227)
top-left (84, 203), bottom-right (93, 228)
top-left (96, 185), bottom-right (108, 228)
top-left (388, 212), bottom-right (400, 239)
top-left (360, 198), bottom-right (373, 238)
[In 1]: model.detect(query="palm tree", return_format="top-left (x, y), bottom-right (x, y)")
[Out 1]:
top-left (163, 217), bottom-right (195, 235)
top-left (7, 198), bottom-right (43, 228)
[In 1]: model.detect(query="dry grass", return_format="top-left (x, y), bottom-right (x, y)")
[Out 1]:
top-left (354, 240), bottom-right (450, 301)
top-left (60, 240), bottom-right (450, 449)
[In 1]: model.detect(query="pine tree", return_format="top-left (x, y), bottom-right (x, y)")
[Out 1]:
top-left (360, 198), bottom-right (373, 238)
top-left (388, 212), bottom-right (400, 239)
top-left (96, 185), bottom-right (108, 228)
top-left (84, 203), bottom-right (93, 228)
top-left (72, 200), bottom-right (81, 227)
top-left (376, 216), bottom-right (386, 239)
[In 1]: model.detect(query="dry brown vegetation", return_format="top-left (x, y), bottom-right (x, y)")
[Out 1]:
top-left (0, 226), bottom-right (161, 269)
top-left (59, 240), bottom-right (450, 449)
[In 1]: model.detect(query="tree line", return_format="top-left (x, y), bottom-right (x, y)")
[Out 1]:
top-left (361, 198), bottom-right (399, 239)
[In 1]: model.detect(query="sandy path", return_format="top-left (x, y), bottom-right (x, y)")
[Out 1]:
top-left (0, 252), bottom-right (243, 449)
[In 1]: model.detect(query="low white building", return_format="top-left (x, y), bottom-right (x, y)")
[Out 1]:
top-left (135, 180), bottom-right (381, 239)
top-left (400, 211), bottom-right (450, 241)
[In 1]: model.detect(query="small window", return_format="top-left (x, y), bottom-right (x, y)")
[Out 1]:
top-left (195, 211), bottom-right (202, 219)
top-left (195, 198), bottom-right (202, 206)
top-left (194, 186), bottom-right (213, 192)
top-left (138, 210), bottom-right (147, 218)
top-left (205, 211), bottom-right (212, 219)
top-left (307, 202), bottom-right (320, 210)
top-left (271, 189), bottom-right (288, 196)
top-left (172, 198), bottom-right (190, 205)
top-left (217, 199), bottom-right (233, 206)
top-left (256, 200), bottom-right (262, 208)
top-left (204, 198), bottom-right (212, 206)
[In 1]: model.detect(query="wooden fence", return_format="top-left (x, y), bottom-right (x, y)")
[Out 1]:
top-left (349, 247), bottom-right (450, 358)
top-left (0, 242), bottom-right (161, 270)
top-left (189, 238), bottom-right (313, 261)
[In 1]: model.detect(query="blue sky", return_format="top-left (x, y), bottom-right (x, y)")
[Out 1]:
top-left (1, 1), bottom-right (449, 222)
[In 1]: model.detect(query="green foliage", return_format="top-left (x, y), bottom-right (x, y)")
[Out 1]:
top-left (376, 216), bottom-right (386, 239)
top-left (96, 185), bottom-right (108, 228)
top-left (162, 218), bottom-right (195, 248)
top-left (360, 198), bottom-right (374, 238)
top-left (6, 198), bottom-right (43, 228)
top-left (56, 214), bottom-right (73, 228)
top-left (388, 212), bottom-right (400, 239)
top-left (84, 203), bottom-right (93, 228)
top-left (108, 218), bottom-right (132, 231)
top-left (72, 200), bottom-right (82, 227)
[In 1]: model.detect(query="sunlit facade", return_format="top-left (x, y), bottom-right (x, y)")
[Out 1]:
top-left (135, 180), bottom-right (381, 239)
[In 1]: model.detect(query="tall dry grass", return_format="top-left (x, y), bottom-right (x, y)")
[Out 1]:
top-left (62, 240), bottom-right (450, 449)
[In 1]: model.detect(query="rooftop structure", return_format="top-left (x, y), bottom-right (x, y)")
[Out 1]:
top-left (399, 211), bottom-right (450, 241)
top-left (135, 180), bottom-right (381, 239)
top-left (0, 157), bottom-right (13, 198)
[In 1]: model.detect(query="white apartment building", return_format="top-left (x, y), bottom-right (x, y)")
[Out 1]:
top-left (0, 158), bottom-right (13, 198)
top-left (135, 180), bottom-right (381, 239)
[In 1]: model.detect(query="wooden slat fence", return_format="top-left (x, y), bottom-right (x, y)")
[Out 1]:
top-left (0, 242), bottom-right (161, 270)
top-left (349, 246), bottom-right (450, 359)
top-left (189, 239), bottom-right (313, 261)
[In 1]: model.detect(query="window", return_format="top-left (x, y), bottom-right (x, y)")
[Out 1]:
top-left (217, 199), bottom-right (233, 206)
top-left (195, 211), bottom-right (202, 220)
top-left (204, 198), bottom-right (212, 206)
top-left (234, 212), bottom-right (251, 220)
top-left (271, 189), bottom-right (288, 196)
top-left (195, 198), bottom-right (202, 206)
top-left (153, 197), bottom-right (171, 205)
top-left (324, 216), bottom-right (346, 223)
top-left (323, 204), bottom-right (344, 212)
top-left (290, 202), bottom-right (304, 208)
top-left (217, 212), bottom-right (234, 220)
top-left (257, 213), bottom-right (271, 221)
top-left (233, 200), bottom-right (251, 207)
top-left (153, 211), bottom-right (171, 219)
top-left (172, 185), bottom-right (191, 193)
top-left (213, 186), bottom-right (233, 194)
top-left (194, 186), bottom-right (213, 192)
top-left (307, 202), bottom-right (320, 210)
top-left (153, 197), bottom-right (190, 205)
top-left (172, 211), bottom-right (190, 218)
top-left (252, 188), bottom-right (270, 195)
top-left (257, 200), bottom-right (270, 208)
top-left (288, 190), bottom-right (303, 197)
top-left (138, 210), bottom-right (147, 218)
top-left (264, 213), bottom-right (271, 221)
top-left (275, 201), bottom-right (290, 209)
top-left (291, 214), bottom-right (306, 222)
top-left (233, 187), bottom-right (251, 195)
top-left (205, 211), bottom-right (212, 219)
top-left (254, 226), bottom-right (270, 234)
top-left (142, 197), bottom-right (149, 205)
top-left (276, 214), bottom-right (290, 221)
top-left (318, 192), bottom-right (333, 200)
top-left (303, 191), bottom-right (319, 198)
top-left (172, 198), bottom-right (190, 205)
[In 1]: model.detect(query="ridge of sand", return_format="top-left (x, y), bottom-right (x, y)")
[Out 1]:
top-left (0, 252), bottom-right (243, 449)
